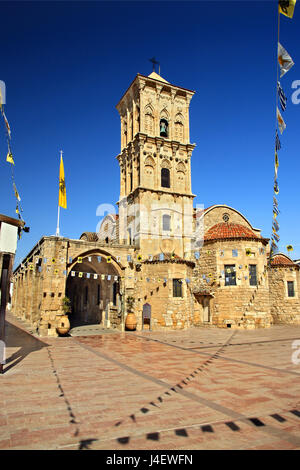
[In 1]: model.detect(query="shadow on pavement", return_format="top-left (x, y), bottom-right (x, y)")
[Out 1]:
top-left (3, 320), bottom-right (49, 373)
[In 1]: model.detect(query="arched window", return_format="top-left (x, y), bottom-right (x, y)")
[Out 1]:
top-left (160, 119), bottom-right (168, 137)
top-left (161, 168), bottom-right (170, 188)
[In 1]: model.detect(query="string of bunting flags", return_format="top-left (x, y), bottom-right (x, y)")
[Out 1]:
top-left (0, 86), bottom-right (24, 224)
top-left (17, 247), bottom-right (267, 285)
top-left (21, 264), bottom-right (260, 285)
top-left (271, 1), bottom-right (297, 256)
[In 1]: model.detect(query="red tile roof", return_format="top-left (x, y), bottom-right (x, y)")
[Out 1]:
top-left (204, 222), bottom-right (263, 242)
top-left (270, 254), bottom-right (298, 267)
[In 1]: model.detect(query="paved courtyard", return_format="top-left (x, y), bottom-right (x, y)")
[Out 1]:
top-left (1, 313), bottom-right (300, 450)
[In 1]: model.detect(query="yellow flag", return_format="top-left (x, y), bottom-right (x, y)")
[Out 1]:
top-left (6, 151), bottom-right (14, 165)
top-left (275, 152), bottom-right (279, 178)
top-left (59, 155), bottom-right (67, 209)
top-left (13, 182), bottom-right (21, 201)
top-left (279, 0), bottom-right (296, 18)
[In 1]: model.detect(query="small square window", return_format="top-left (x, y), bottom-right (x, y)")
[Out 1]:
top-left (232, 249), bottom-right (238, 257)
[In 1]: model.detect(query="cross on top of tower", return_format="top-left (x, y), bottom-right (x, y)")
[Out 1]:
top-left (149, 57), bottom-right (160, 75)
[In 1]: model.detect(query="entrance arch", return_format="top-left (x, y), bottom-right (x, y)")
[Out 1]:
top-left (66, 251), bottom-right (122, 327)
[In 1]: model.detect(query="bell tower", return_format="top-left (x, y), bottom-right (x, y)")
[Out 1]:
top-left (116, 71), bottom-right (196, 257)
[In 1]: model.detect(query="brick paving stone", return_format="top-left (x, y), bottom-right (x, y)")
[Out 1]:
top-left (1, 314), bottom-right (300, 449)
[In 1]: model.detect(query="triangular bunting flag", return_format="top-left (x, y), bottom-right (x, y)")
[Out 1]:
top-left (278, 43), bottom-right (294, 77)
top-left (13, 183), bottom-right (21, 201)
top-left (6, 152), bottom-right (14, 165)
top-left (277, 81), bottom-right (287, 112)
top-left (277, 107), bottom-right (286, 134)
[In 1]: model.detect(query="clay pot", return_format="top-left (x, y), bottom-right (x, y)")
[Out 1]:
top-left (125, 313), bottom-right (137, 331)
top-left (56, 315), bottom-right (70, 335)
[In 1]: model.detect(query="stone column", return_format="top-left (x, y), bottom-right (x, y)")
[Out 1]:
top-left (139, 80), bottom-right (146, 134)
top-left (186, 95), bottom-right (192, 144)
top-left (170, 88), bottom-right (176, 142)
top-left (132, 99), bottom-right (137, 138)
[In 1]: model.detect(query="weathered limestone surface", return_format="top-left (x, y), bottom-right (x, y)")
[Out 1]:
top-left (269, 265), bottom-right (300, 324)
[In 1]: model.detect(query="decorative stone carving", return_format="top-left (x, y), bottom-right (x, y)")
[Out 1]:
top-left (161, 159), bottom-right (171, 169)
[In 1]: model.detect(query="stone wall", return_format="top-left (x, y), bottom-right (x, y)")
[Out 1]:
top-left (191, 239), bottom-right (271, 329)
top-left (132, 260), bottom-right (194, 331)
top-left (269, 265), bottom-right (300, 324)
top-left (12, 236), bottom-right (135, 336)
top-left (11, 234), bottom-right (300, 336)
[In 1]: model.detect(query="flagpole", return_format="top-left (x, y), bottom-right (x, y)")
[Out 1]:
top-left (56, 204), bottom-right (60, 236)
top-left (56, 150), bottom-right (63, 237)
top-left (275, 7), bottom-right (281, 129)
top-left (270, 5), bottom-right (281, 259)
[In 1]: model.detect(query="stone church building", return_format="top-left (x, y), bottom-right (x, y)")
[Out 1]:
top-left (11, 72), bottom-right (300, 336)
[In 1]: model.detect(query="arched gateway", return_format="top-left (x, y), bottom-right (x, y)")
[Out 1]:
top-left (66, 250), bottom-right (123, 328)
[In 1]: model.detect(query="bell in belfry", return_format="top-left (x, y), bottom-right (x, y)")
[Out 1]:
top-left (160, 120), bottom-right (168, 137)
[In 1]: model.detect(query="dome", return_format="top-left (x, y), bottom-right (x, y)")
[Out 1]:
top-left (270, 253), bottom-right (298, 267)
top-left (79, 232), bottom-right (99, 242)
top-left (204, 222), bottom-right (263, 242)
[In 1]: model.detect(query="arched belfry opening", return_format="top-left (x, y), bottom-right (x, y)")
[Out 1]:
top-left (160, 118), bottom-right (168, 138)
top-left (66, 253), bottom-right (122, 328)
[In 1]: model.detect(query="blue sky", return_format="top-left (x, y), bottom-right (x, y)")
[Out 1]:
top-left (1, 0), bottom-right (299, 265)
